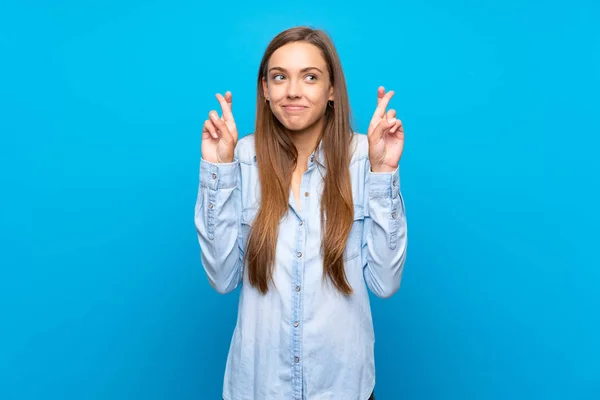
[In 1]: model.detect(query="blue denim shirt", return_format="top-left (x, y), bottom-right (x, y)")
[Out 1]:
top-left (195, 132), bottom-right (408, 400)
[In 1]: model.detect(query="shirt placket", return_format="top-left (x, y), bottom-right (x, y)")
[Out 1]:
top-left (291, 155), bottom-right (315, 400)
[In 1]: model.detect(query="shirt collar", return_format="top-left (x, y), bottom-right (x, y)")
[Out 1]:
top-left (308, 140), bottom-right (326, 170)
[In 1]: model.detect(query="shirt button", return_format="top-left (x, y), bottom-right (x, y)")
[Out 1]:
top-left (304, 192), bottom-right (309, 197)
top-left (211, 173), bottom-right (217, 179)
top-left (299, 220), bottom-right (304, 226)
top-left (294, 321), bottom-right (299, 327)
top-left (310, 156), bottom-right (315, 162)
top-left (391, 212), bottom-right (397, 219)
top-left (294, 356), bottom-right (300, 363)
top-left (208, 203), bottom-right (214, 209)
top-left (295, 285), bottom-right (301, 292)
top-left (297, 252), bottom-right (302, 258)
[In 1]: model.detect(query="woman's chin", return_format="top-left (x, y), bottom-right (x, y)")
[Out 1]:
top-left (281, 117), bottom-right (320, 133)
top-left (281, 120), bottom-right (308, 132)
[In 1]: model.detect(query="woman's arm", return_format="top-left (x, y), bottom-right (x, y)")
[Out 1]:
top-left (196, 91), bottom-right (244, 294)
top-left (362, 163), bottom-right (408, 298)
top-left (194, 155), bottom-right (244, 294)
top-left (361, 86), bottom-right (407, 298)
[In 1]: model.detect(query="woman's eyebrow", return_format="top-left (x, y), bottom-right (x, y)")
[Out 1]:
top-left (268, 66), bottom-right (324, 74)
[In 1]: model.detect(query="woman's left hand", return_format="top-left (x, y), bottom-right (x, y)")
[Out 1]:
top-left (367, 86), bottom-right (405, 173)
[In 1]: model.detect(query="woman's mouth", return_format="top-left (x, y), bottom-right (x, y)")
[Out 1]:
top-left (282, 105), bottom-right (307, 112)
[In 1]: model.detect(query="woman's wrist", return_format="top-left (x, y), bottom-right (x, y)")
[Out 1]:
top-left (370, 164), bottom-right (398, 173)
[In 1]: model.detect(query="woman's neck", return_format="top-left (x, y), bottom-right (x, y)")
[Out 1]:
top-left (288, 118), bottom-right (324, 170)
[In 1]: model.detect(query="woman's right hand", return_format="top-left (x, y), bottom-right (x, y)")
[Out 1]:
top-left (202, 91), bottom-right (238, 163)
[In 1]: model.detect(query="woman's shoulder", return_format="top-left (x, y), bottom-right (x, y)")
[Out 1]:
top-left (234, 132), bottom-right (368, 165)
top-left (234, 134), bottom-right (257, 165)
top-left (350, 132), bottom-right (369, 165)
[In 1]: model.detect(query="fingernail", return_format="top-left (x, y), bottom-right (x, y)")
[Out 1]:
top-left (210, 112), bottom-right (218, 120)
top-left (387, 118), bottom-right (396, 124)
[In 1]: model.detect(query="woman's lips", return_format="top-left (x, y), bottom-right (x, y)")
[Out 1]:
top-left (282, 105), bottom-right (307, 112)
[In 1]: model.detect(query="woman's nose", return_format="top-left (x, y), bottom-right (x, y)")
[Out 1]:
top-left (287, 80), bottom-right (301, 98)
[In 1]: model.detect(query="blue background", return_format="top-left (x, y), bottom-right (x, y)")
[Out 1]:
top-left (1, 1), bottom-right (599, 399)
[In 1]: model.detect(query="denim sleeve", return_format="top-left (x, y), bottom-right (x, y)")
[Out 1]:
top-left (362, 161), bottom-right (408, 298)
top-left (194, 157), bottom-right (244, 294)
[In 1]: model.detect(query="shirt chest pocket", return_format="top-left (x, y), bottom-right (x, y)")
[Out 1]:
top-left (344, 205), bottom-right (365, 261)
top-left (240, 207), bottom-right (259, 243)
top-left (242, 205), bottom-right (364, 261)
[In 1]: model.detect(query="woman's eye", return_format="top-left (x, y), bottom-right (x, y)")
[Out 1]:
top-left (271, 74), bottom-right (317, 82)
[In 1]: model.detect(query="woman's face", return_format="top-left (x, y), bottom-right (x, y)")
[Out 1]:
top-left (263, 42), bottom-right (334, 133)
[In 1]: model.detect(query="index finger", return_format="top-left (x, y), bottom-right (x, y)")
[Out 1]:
top-left (216, 93), bottom-right (234, 121)
top-left (225, 91), bottom-right (232, 112)
top-left (369, 90), bottom-right (395, 127)
top-left (375, 90), bottom-right (394, 117)
top-left (377, 86), bottom-right (385, 105)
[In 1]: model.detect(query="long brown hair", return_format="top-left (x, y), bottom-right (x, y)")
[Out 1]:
top-left (245, 26), bottom-right (355, 295)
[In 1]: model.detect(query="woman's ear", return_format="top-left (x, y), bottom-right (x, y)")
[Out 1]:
top-left (328, 85), bottom-right (334, 101)
top-left (262, 77), bottom-right (269, 100)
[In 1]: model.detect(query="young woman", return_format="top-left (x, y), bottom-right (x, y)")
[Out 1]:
top-left (195, 26), bottom-right (407, 400)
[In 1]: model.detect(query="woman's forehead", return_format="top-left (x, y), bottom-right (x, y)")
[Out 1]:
top-left (269, 42), bottom-right (327, 71)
